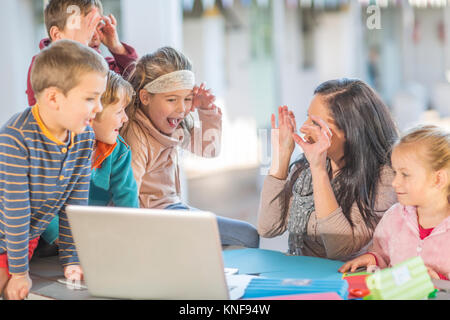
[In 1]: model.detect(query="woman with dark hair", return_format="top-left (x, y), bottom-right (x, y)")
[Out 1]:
top-left (258, 79), bottom-right (399, 261)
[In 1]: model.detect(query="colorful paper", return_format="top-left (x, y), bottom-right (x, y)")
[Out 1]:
top-left (223, 248), bottom-right (344, 280)
top-left (364, 256), bottom-right (435, 300)
top-left (241, 277), bottom-right (349, 300)
top-left (250, 292), bottom-right (343, 300)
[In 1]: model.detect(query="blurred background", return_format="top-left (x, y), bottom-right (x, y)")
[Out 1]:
top-left (1, 0), bottom-right (449, 251)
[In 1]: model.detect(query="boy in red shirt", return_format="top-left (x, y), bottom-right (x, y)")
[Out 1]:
top-left (26, 0), bottom-right (138, 106)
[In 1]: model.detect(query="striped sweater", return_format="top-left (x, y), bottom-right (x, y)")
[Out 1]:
top-left (0, 106), bottom-right (94, 275)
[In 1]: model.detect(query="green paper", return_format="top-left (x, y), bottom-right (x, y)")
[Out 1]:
top-left (364, 256), bottom-right (435, 300)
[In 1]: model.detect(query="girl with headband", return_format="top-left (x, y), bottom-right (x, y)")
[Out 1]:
top-left (121, 47), bottom-right (259, 248)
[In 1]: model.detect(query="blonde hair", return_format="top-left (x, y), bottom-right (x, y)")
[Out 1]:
top-left (122, 47), bottom-right (195, 137)
top-left (31, 39), bottom-right (108, 97)
top-left (396, 125), bottom-right (450, 202)
top-left (96, 70), bottom-right (135, 120)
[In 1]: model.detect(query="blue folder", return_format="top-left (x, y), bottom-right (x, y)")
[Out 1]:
top-left (242, 278), bottom-right (349, 300)
top-left (223, 248), bottom-right (344, 281)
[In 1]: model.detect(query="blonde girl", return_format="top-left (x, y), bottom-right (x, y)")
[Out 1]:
top-left (340, 125), bottom-right (450, 280)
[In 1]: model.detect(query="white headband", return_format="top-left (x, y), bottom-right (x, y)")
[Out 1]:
top-left (144, 70), bottom-right (196, 94)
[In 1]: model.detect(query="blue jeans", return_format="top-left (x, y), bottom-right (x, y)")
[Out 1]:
top-left (165, 203), bottom-right (260, 248)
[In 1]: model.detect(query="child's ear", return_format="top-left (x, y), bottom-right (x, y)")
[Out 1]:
top-left (42, 87), bottom-right (63, 111)
top-left (434, 169), bottom-right (449, 192)
top-left (49, 26), bottom-right (62, 42)
top-left (139, 89), bottom-right (151, 106)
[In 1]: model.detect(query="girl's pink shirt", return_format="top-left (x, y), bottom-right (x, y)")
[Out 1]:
top-left (121, 107), bottom-right (222, 209)
top-left (369, 203), bottom-right (450, 279)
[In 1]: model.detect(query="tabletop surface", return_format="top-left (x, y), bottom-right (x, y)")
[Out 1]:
top-left (17, 249), bottom-right (450, 300)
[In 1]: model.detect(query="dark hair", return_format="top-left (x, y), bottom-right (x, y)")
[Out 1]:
top-left (44, 0), bottom-right (103, 39)
top-left (292, 78), bottom-right (399, 231)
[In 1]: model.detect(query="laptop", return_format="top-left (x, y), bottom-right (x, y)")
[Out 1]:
top-left (66, 205), bottom-right (230, 300)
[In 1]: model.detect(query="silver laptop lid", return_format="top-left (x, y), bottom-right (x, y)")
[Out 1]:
top-left (66, 205), bottom-right (229, 300)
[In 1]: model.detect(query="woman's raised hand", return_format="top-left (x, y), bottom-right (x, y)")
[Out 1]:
top-left (292, 115), bottom-right (332, 171)
top-left (271, 106), bottom-right (297, 156)
top-left (269, 106), bottom-right (297, 179)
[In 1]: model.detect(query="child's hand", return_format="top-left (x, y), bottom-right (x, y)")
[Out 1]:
top-left (66, 7), bottom-right (103, 46)
top-left (426, 266), bottom-right (441, 280)
top-left (191, 83), bottom-right (217, 112)
top-left (338, 254), bottom-right (377, 273)
top-left (64, 265), bottom-right (84, 281)
top-left (5, 273), bottom-right (32, 300)
top-left (97, 14), bottom-right (127, 55)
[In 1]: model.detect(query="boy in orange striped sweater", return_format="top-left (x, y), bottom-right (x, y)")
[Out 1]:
top-left (0, 40), bottom-right (108, 300)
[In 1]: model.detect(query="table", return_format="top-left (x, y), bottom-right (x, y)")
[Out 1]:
top-left (20, 249), bottom-right (450, 300)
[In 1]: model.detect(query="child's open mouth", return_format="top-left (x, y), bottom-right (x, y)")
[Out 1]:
top-left (167, 118), bottom-right (182, 128)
